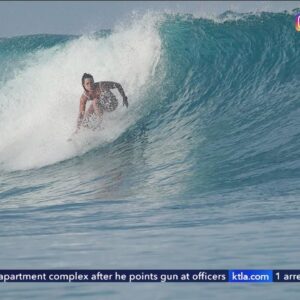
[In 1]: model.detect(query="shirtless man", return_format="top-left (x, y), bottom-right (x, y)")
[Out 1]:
top-left (76, 73), bottom-right (128, 132)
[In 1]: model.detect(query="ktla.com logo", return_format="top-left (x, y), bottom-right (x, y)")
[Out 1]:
top-left (295, 13), bottom-right (300, 31)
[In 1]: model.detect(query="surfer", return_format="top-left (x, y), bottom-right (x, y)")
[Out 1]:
top-left (76, 73), bottom-right (128, 132)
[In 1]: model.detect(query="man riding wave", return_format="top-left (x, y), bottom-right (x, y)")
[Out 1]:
top-left (76, 73), bottom-right (128, 132)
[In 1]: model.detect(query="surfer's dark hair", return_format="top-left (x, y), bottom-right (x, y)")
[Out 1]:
top-left (81, 73), bottom-right (94, 91)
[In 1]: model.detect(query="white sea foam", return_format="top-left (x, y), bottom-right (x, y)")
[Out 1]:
top-left (0, 13), bottom-right (162, 171)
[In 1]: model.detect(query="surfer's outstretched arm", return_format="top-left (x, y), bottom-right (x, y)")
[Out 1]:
top-left (99, 81), bottom-right (129, 108)
top-left (76, 95), bottom-right (87, 131)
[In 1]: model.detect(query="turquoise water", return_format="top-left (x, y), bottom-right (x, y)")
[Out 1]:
top-left (0, 11), bottom-right (300, 299)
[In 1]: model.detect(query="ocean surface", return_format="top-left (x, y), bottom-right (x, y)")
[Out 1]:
top-left (0, 10), bottom-right (300, 299)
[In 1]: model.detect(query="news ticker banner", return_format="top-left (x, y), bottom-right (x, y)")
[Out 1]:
top-left (0, 270), bottom-right (300, 283)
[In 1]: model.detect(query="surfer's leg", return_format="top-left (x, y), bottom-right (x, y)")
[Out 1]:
top-left (93, 99), bottom-right (103, 119)
top-left (92, 101), bottom-right (104, 129)
top-left (87, 103), bottom-right (95, 115)
top-left (84, 104), bottom-right (95, 119)
top-left (81, 104), bottom-right (95, 127)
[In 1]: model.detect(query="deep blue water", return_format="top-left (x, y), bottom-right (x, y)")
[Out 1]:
top-left (0, 11), bottom-right (300, 299)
